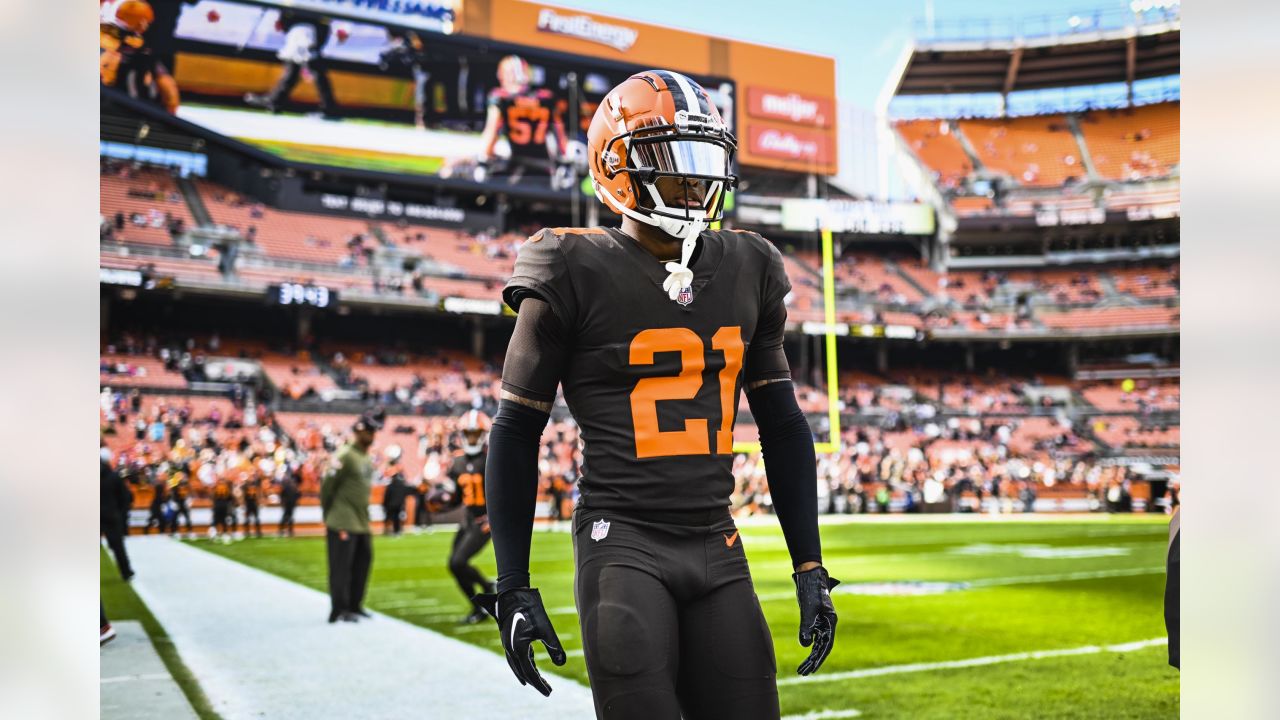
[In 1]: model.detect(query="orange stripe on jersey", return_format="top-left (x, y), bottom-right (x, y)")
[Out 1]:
top-left (546, 227), bottom-right (608, 236)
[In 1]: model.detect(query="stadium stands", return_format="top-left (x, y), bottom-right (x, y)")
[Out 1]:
top-left (1077, 102), bottom-right (1179, 182)
top-left (1039, 306), bottom-right (1178, 331)
top-left (1091, 415), bottom-right (1180, 449)
top-left (1111, 264), bottom-right (1179, 300)
top-left (1081, 379), bottom-right (1180, 413)
top-left (958, 114), bottom-right (1085, 187)
top-left (99, 394), bottom-right (261, 463)
top-left (198, 180), bottom-right (377, 265)
top-left (832, 254), bottom-right (924, 304)
top-left (100, 166), bottom-right (194, 247)
top-left (101, 353), bottom-right (189, 389)
top-left (894, 102), bottom-right (1180, 217)
top-left (896, 119), bottom-right (972, 189)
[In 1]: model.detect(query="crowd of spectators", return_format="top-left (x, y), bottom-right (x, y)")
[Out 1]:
top-left (730, 418), bottom-right (1161, 517)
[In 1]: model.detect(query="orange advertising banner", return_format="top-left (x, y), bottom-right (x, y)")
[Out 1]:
top-left (481, 0), bottom-right (712, 74)
top-left (467, 0), bottom-right (839, 173)
top-left (746, 124), bottom-right (834, 167)
top-left (746, 87), bottom-right (834, 128)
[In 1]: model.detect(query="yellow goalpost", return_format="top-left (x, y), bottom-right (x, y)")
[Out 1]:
top-left (734, 228), bottom-right (841, 454)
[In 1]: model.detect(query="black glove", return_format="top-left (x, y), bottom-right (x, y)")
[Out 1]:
top-left (474, 588), bottom-right (567, 696)
top-left (793, 566), bottom-right (839, 675)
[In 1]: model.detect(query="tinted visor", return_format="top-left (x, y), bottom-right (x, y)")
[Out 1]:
top-left (630, 136), bottom-right (730, 178)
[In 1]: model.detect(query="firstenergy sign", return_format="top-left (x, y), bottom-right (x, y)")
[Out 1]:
top-left (535, 8), bottom-right (638, 52)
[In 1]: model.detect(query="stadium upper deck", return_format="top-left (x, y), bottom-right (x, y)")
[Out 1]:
top-left (101, 156), bottom-right (1179, 342)
top-left (885, 6), bottom-right (1180, 226)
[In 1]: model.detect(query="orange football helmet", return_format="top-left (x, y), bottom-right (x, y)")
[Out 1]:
top-left (459, 409), bottom-right (490, 456)
top-left (496, 55), bottom-right (531, 94)
top-left (113, 1), bottom-right (155, 35)
top-left (587, 70), bottom-right (736, 243)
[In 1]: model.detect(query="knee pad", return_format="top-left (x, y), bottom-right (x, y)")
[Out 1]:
top-left (583, 566), bottom-right (670, 678)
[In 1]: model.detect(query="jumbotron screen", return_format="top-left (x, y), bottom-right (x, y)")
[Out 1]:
top-left (111, 0), bottom-right (736, 192)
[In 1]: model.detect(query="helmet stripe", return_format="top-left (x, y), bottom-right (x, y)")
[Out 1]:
top-left (651, 70), bottom-right (690, 113)
top-left (667, 72), bottom-right (702, 118)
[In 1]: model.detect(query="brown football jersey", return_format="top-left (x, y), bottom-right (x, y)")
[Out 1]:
top-left (502, 226), bottom-right (792, 511)
top-left (449, 452), bottom-right (488, 516)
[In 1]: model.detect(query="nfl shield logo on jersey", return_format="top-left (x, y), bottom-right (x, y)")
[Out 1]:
top-left (676, 286), bottom-right (693, 306)
top-left (590, 519), bottom-right (611, 542)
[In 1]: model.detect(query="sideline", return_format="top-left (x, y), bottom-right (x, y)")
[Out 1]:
top-left (125, 536), bottom-right (595, 719)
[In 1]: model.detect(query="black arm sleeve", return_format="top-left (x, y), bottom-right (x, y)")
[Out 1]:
top-left (486, 399), bottom-right (551, 592)
top-left (746, 379), bottom-right (822, 569)
top-left (487, 297), bottom-right (569, 592)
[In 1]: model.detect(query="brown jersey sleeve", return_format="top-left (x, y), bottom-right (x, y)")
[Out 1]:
top-left (500, 297), bottom-right (570, 404)
top-left (502, 230), bottom-right (580, 330)
top-left (744, 233), bottom-right (792, 384)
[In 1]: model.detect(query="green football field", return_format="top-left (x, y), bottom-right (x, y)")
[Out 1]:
top-left (193, 516), bottom-right (1178, 718)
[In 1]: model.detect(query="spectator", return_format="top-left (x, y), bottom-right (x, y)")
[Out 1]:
top-left (100, 449), bottom-right (134, 581)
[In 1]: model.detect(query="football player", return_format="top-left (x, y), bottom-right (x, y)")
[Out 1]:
top-left (244, 10), bottom-right (340, 118)
top-left (476, 70), bottom-right (838, 719)
top-left (99, 0), bottom-right (180, 114)
top-left (447, 410), bottom-right (496, 624)
top-left (443, 55), bottom-right (568, 186)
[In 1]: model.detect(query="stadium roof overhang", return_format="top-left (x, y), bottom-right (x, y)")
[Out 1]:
top-left (889, 27), bottom-right (1179, 97)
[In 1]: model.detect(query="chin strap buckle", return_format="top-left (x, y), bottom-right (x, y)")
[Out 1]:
top-left (661, 231), bottom-right (699, 302)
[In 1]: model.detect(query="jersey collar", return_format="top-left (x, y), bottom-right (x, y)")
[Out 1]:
top-left (606, 227), bottom-right (726, 304)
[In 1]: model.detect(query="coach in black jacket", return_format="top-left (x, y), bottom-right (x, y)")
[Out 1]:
top-left (100, 452), bottom-right (134, 581)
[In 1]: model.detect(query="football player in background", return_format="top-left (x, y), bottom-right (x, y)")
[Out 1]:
top-left (381, 445), bottom-right (409, 536)
top-left (245, 10), bottom-right (342, 118)
top-left (476, 71), bottom-right (838, 718)
top-left (99, 0), bottom-right (180, 114)
top-left (445, 410), bottom-right (496, 624)
top-left (379, 28), bottom-right (434, 130)
top-left (442, 55), bottom-right (569, 186)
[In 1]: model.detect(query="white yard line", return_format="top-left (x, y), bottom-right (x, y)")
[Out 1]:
top-left (777, 638), bottom-right (1167, 686)
top-left (966, 566), bottom-right (1165, 587)
top-left (756, 565), bottom-right (1165, 602)
top-left (100, 621), bottom-right (199, 720)
top-left (782, 710), bottom-right (863, 719)
top-left (100, 673), bottom-right (174, 684)
top-left (125, 536), bottom-right (594, 720)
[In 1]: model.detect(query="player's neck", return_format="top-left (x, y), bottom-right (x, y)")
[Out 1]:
top-left (619, 217), bottom-right (684, 263)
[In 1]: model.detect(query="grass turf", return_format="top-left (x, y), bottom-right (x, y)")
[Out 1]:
top-left (101, 549), bottom-right (223, 720)
top-left (191, 516), bottom-right (1178, 718)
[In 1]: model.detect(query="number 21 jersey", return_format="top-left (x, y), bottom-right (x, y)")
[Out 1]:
top-left (502, 226), bottom-right (793, 512)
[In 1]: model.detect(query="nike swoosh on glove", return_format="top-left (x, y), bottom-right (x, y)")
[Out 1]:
top-left (794, 566), bottom-right (840, 675)
top-left (474, 587), bottom-right (567, 696)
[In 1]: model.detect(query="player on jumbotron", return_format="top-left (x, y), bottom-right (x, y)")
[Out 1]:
top-left (476, 69), bottom-right (839, 719)
top-left (443, 55), bottom-right (570, 187)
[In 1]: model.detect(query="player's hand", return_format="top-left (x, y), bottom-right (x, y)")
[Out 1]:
top-left (793, 565), bottom-right (839, 675)
top-left (474, 588), bottom-right (567, 696)
top-left (476, 514), bottom-right (491, 534)
top-left (338, 530), bottom-right (349, 541)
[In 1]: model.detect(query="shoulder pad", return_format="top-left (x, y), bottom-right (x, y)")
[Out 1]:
top-left (504, 229), bottom-right (582, 328)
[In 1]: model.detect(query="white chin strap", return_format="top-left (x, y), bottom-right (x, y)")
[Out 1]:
top-left (659, 219), bottom-right (701, 301)
top-left (591, 176), bottom-right (710, 302)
